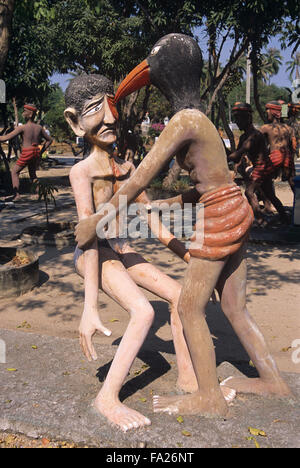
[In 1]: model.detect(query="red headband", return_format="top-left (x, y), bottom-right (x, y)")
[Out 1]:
top-left (266, 103), bottom-right (281, 119)
top-left (232, 101), bottom-right (252, 113)
top-left (266, 103), bottom-right (281, 111)
top-left (232, 106), bottom-right (252, 113)
top-left (24, 104), bottom-right (37, 112)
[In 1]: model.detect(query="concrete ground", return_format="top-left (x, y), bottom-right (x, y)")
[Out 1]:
top-left (0, 156), bottom-right (299, 448)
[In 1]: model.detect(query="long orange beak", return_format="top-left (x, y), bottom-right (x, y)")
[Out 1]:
top-left (114, 59), bottom-right (150, 104)
top-left (107, 96), bottom-right (119, 120)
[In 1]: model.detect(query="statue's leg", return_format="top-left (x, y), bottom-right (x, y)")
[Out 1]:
top-left (217, 244), bottom-right (291, 397)
top-left (153, 256), bottom-right (229, 417)
top-left (245, 181), bottom-right (263, 222)
top-left (87, 256), bottom-right (154, 432)
top-left (11, 163), bottom-right (23, 198)
top-left (126, 260), bottom-right (198, 393)
top-left (260, 177), bottom-right (289, 223)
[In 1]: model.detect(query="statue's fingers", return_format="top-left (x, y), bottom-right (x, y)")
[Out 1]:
top-left (85, 335), bottom-right (98, 361)
top-left (79, 333), bottom-right (92, 362)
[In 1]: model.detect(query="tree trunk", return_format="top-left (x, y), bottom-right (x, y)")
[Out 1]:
top-left (118, 87), bottom-right (151, 158)
top-left (45, 197), bottom-right (49, 226)
top-left (219, 94), bottom-right (236, 152)
top-left (162, 159), bottom-right (181, 190)
top-left (0, 1), bottom-right (15, 77)
top-left (12, 96), bottom-right (18, 125)
top-left (0, 106), bottom-right (10, 186)
top-left (0, 138), bottom-right (12, 194)
top-left (251, 48), bottom-right (267, 123)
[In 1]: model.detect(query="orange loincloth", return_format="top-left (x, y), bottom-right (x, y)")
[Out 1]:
top-left (16, 145), bottom-right (40, 168)
top-left (189, 184), bottom-right (254, 260)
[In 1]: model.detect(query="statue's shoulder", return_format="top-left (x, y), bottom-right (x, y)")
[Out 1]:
top-left (174, 107), bottom-right (203, 117)
top-left (69, 157), bottom-right (89, 179)
top-left (169, 107), bottom-right (203, 124)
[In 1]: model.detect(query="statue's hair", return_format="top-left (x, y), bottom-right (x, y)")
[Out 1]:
top-left (65, 74), bottom-right (114, 113)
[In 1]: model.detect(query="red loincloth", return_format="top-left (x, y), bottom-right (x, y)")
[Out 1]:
top-left (16, 145), bottom-right (40, 168)
top-left (189, 184), bottom-right (254, 260)
top-left (251, 149), bottom-right (294, 182)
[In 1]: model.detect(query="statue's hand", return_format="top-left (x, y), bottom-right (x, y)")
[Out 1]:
top-left (75, 216), bottom-right (98, 249)
top-left (79, 309), bottom-right (112, 362)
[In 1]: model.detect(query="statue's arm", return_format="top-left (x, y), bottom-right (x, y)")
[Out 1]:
top-left (70, 164), bottom-right (99, 311)
top-left (70, 164), bottom-right (111, 360)
top-left (0, 126), bottom-right (24, 142)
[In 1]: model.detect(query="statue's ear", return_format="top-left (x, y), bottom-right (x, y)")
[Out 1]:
top-left (64, 107), bottom-right (85, 137)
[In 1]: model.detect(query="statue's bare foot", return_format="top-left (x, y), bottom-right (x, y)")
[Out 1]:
top-left (220, 385), bottom-right (236, 402)
top-left (220, 376), bottom-right (292, 397)
top-left (153, 390), bottom-right (229, 417)
top-left (177, 378), bottom-right (236, 403)
top-left (94, 395), bottom-right (151, 432)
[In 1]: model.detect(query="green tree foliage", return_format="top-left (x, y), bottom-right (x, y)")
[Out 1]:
top-left (0, 1), bottom-right (15, 76)
top-left (1, 0), bottom-right (59, 124)
top-left (286, 52), bottom-right (300, 82)
top-left (47, 0), bottom-right (206, 80)
top-left (32, 179), bottom-right (58, 226)
top-left (2, 1), bottom-right (299, 145)
top-left (47, 0), bottom-right (145, 79)
top-left (43, 86), bottom-right (73, 141)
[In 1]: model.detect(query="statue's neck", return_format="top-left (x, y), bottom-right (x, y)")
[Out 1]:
top-left (168, 89), bottom-right (202, 114)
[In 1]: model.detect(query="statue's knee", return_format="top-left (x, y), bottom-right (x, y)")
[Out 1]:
top-left (178, 300), bottom-right (204, 322)
top-left (221, 296), bottom-right (246, 321)
top-left (131, 300), bottom-right (154, 326)
top-left (143, 305), bottom-right (155, 328)
top-left (169, 287), bottom-right (182, 309)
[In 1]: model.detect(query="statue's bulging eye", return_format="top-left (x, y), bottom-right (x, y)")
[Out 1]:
top-left (84, 102), bottom-right (103, 116)
top-left (150, 46), bottom-right (161, 56)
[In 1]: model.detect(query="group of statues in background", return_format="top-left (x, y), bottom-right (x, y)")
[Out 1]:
top-left (228, 99), bottom-right (299, 226)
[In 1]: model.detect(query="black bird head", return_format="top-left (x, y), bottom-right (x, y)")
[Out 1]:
top-left (114, 34), bottom-right (203, 113)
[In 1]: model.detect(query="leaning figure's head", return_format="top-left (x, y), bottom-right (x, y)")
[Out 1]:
top-left (64, 74), bottom-right (118, 148)
top-left (232, 102), bottom-right (253, 130)
top-left (114, 33), bottom-right (203, 113)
